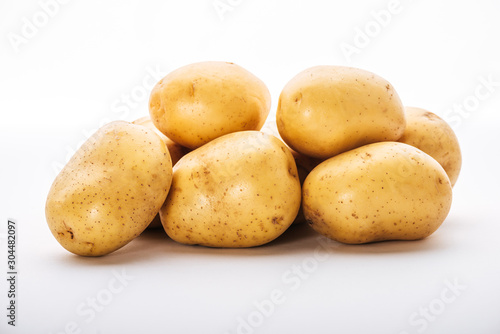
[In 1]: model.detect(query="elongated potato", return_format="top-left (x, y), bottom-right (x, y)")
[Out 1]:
top-left (303, 142), bottom-right (452, 244)
top-left (277, 66), bottom-right (406, 159)
top-left (45, 121), bottom-right (173, 256)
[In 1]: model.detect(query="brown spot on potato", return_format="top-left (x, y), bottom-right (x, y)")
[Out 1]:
top-left (271, 216), bottom-right (284, 225)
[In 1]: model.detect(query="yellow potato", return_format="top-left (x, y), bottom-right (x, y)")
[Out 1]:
top-left (149, 61), bottom-right (271, 149)
top-left (132, 116), bottom-right (190, 166)
top-left (303, 142), bottom-right (452, 244)
top-left (398, 107), bottom-right (462, 187)
top-left (45, 121), bottom-right (173, 256)
top-left (260, 120), bottom-right (322, 224)
top-left (160, 131), bottom-right (301, 248)
top-left (277, 65), bottom-right (406, 159)
top-left (132, 116), bottom-right (190, 229)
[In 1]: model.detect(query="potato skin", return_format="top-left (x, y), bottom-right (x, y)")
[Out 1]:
top-left (277, 66), bottom-right (406, 159)
top-left (260, 120), bottom-right (323, 224)
top-left (133, 116), bottom-right (189, 166)
top-left (149, 61), bottom-right (271, 149)
top-left (160, 131), bottom-right (301, 248)
top-left (398, 107), bottom-right (462, 187)
top-left (303, 142), bottom-right (452, 244)
top-left (45, 121), bottom-right (173, 256)
top-left (133, 116), bottom-right (189, 229)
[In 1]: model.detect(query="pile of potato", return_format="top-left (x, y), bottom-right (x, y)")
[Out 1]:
top-left (45, 62), bottom-right (461, 256)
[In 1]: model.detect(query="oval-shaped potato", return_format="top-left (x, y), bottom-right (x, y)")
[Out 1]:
top-left (45, 121), bottom-right (173, 256)
top-left (149, 61), bottom-right (271, 149)
top-left (277, 65), bottom-right (406, 159)
top-left (160, 131), bottom-right (301, 248)
top-left (303, 142), bottom-right (452, 244)
top-left (398, 106), bottom-right (462, 187)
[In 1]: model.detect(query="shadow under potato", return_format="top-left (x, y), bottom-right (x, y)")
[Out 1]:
top-left (58, 220), bottom-right (451, 266)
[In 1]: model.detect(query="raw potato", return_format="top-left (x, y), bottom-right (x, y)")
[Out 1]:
top-left (303, 142), bottom-right (452, 244)
top-left (45, 121), bottom-right (173, 256)
top-left (149, 61), bottom-right (271, 149)
top-left (133, 116), bottom-right (189, 229)
top-left (160, 131), bottom-right (301, 247)
top-left (398, 107), bottom-right (462, 187)
top-left (133, 116), bottom-right (189, 166)
top-left (260, 120), bottom-right (322, 224)
top-left (277, 65), bottom-right (406, 159)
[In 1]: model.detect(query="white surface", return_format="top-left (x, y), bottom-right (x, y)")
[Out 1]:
top-left (1, 0), bottom-right (500, 333)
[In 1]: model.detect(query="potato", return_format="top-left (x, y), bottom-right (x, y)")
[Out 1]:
top-left (398, 107), bottom-right (462, 187)
top-left (303, 142), bottom-right (452, 244)
top-left (149, 61), bottom-right (271, 149)
top-left (45, 121), bottom-right (173, 256)
top-left (160, 131), bottom-right (301, 248)
top-left (132, 116), bottom-right (190, 166)
top-left (277, 65), bottom-right (406, 159)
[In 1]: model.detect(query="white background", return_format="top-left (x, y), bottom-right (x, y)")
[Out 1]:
top-left (1, 0), bottom-right (500, 333)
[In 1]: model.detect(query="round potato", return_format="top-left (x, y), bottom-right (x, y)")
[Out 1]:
top-left (149, 61), bottom-right (271, 149)
top-left (398, 107), bottom-right (462, 187)
top-left (277, 65), bottom-right (406, 159)
top-left (303, 142), bottom-right (452, 244)
top-left (160, 131), bottom-right (301, 248)
top-left (45, 121), bottom-right (173, 256)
